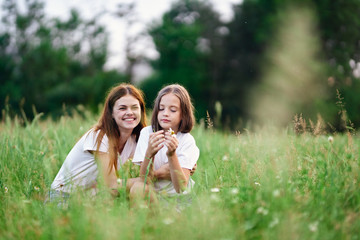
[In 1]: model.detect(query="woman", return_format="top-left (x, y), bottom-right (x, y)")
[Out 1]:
top-left (50, 83), bottom-right (147, 201)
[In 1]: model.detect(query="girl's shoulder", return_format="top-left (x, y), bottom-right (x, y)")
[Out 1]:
top-left (177, 131), bottom-right (196, 143)
top-left (140, 126), bottom-right (152, 134)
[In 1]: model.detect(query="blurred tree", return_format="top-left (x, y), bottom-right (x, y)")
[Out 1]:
top-left (312, 0), bottom-right (360, 129)
top-left (221, 0), bottom-right (279, 128)
top-left (0, 0), bottom-right (125, 119)
top-left (249, 5), bottom-right (327, 127)
top-left (115, 2), bottom-right (148, 84)
top-left (222, 0), bottom-right (360, 129)
top-left (140, 0), bottom-right (225, 121)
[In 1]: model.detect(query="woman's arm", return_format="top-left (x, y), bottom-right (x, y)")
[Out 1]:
top-left (154, 163), bottom-right (197, 181)
top-left (96, 151), bottom-right (120, 196)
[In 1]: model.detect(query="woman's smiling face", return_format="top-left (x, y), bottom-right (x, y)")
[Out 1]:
top-left (112, 94), bottom-right (141, 132)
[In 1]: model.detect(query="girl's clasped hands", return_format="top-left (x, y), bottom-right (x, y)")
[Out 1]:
top-left (147, 128), bottom-right (178, 158)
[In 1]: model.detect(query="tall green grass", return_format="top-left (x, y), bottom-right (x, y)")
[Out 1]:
top-left (1, 110), bottom-right (359, 239)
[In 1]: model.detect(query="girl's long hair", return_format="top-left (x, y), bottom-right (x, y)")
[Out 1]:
top-left (94, 83), bottom-right (147, 172)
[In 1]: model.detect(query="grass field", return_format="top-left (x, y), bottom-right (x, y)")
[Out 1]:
top-left (1, 110), bottom-right (359, 239)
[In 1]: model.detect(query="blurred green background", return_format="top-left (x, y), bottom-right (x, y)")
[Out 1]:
top-left (1, 0), bottom-right (360, 131)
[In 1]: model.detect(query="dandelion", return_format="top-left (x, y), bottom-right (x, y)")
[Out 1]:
top-left (230, 188), bottom-right (239, 195)
top-left (163, 218), bottom-right (174, 225)
top-left (34, 186), bottom-right (40, 191)
top-left (211, 187), bottom-right (220, 193)
top-left (309, 221), bottom-right (319, 232)
top-left (4, 187), bottom-right (8, 193)
top-left (254, 182), bottom-right (261, 186)
top-left (328, 136), bottom-right (334, 143)
top-left (272, 189), bottom-right (280, 197)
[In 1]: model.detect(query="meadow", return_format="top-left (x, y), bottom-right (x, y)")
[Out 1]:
top-left (1, 109), bottom-right (359, 240)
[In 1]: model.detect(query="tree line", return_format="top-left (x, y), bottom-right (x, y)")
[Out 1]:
top-left (1, 0), bottom-right (360, 130)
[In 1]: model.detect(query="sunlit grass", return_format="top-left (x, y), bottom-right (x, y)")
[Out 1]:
top-left (1, 109), bottom-right (359, 239)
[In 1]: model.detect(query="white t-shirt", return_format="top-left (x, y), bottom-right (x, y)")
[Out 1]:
top-left (51, 128), bottom-right (137, 193)
top-left (132, 126), bottom-right (199, 195)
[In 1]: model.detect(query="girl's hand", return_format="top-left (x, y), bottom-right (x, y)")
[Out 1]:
top-left (164, 131), bottom-right (179, 157)
top-left (146, 130), bottom-right (165, 158)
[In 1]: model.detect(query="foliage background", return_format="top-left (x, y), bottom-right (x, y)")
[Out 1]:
top-left (1, 0), bottom-right (360, 128)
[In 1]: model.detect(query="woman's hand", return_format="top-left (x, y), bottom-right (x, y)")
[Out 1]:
top-left (164, 131), bottom-right (179, 157)
top-left (146, 130), bottom-right (165, 158)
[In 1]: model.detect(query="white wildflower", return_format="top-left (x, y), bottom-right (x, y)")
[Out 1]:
top-left (163, 218), bottom-right (174, 225)
top-left (272, 189), bottom-right (280, 197)
top-left (254, 182), bottom-right (261, 186)
top-left (34, 186), bottom-right (40, 191)
top-left (309, 221), bottom-right (319, 232)
top-left (269, 217), bottom-right (279, 228)
top-left (256, 207), bottom-right (269, 215)
top-left (4, 187), bottom-right (8, 193)
top-left (222, 155), bottom-right (229, 161)
top-left (211, 187), bottom-right (220, 193)
top-left (328, 136), bottom-right (334, 143)
top-left (230, 188), bottom-right (239, 195)
top-left (210, 194), bottom-right (220, 202)
top-left (168, 128), bottom-right (176, 138)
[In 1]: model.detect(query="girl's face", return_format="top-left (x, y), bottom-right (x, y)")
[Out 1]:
top-left (157, 93), bottom-right (182, 133)
top-left (112, 94), bottom-right (141, 132)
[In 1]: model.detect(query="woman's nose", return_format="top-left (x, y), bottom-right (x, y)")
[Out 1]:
top-left (126, 108), bottom-right (133, 114)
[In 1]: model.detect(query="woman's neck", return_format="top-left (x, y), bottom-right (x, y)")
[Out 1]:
top-left (118, 129), bottom-right (132, 151)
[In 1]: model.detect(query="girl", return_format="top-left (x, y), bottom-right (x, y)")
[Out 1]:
top-left (50, 83), bottom-right (147, 202)
top-left (130, 84), bottom-right (199, 202)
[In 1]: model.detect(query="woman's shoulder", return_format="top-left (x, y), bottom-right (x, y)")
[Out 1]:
top-left (84, 128), bottom-right (108, 142)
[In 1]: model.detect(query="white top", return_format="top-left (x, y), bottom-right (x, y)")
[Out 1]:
top-left (51, 128), bottom-right (137, 193)
top-left (133, 126), bottom-right (200, 195)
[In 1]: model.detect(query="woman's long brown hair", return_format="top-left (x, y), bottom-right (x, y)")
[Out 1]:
top-left (93, 83), bottom-right (147, 173)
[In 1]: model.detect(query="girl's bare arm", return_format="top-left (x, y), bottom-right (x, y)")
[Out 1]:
top-left (164, 131), bottom-right (190, 192)
top-left (139, 130), bottom-right (164, 182)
